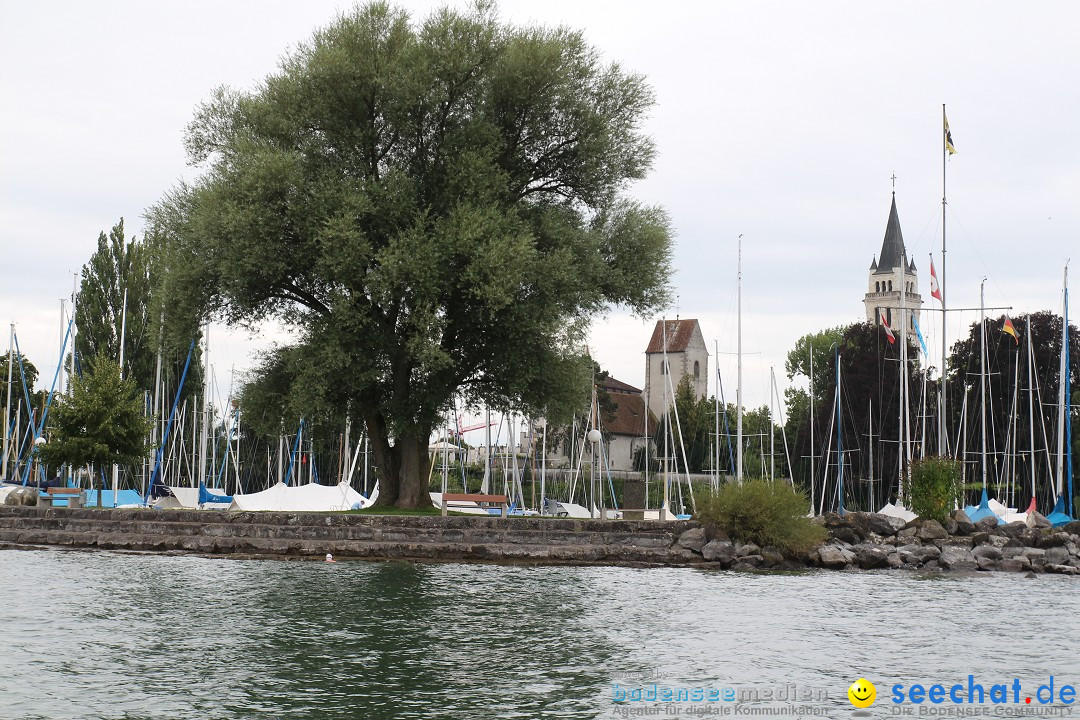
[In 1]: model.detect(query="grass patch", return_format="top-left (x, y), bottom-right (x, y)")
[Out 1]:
top-left (694, 479), bottom-right (826, 555)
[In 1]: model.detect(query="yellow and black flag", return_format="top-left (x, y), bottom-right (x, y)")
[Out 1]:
top-left (945, 113), bottom-right (958, 155)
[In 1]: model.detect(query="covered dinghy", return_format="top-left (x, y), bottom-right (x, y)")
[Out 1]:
top-left (229, 482), bottom-right (370, 512)
top-left (154, 485), bottom-right (232, 510)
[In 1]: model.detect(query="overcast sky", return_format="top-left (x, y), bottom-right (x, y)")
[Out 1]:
top-left (3, 1), bottom-right (1079, 430)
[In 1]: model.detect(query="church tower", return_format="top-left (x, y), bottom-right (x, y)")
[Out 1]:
top-left (864, 193), bottom-right (922, 343)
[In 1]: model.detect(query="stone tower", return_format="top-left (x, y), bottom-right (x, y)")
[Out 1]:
top-left (863, 194), bottom-right (923, 343)
top-left (643, 318), bottom-right (708, 420)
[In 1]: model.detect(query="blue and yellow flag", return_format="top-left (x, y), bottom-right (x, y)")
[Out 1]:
top-left (913, 312), bottom-right (929, 357)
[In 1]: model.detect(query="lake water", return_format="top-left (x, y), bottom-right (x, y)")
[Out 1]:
top-left (2, 548), bottom-right (1078, 719)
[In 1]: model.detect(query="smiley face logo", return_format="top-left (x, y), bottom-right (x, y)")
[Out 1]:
top-left (848, 678), bottom-right (876, 708)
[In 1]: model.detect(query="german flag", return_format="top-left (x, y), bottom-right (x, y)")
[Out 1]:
top-left (1002, 316), bottom-right (1019, 344)
top-left (945, 113), bottom-right (958, 155)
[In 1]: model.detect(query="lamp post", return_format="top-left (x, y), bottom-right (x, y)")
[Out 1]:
top-left (587, 428), bottom-right (602, 518)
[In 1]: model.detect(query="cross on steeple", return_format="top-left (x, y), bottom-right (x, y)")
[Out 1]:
top-left (891, 172), bottom-right (897, 193)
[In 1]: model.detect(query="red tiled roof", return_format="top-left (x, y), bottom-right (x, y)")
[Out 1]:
top-left (645, 319), bottom-right (701, 353)
top-left (604, 391), bottom-right (656, 437)
top-left (600, 376), bottom-right (641, 395)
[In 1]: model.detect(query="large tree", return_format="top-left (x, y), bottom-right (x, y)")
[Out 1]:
top-left (75, 218), bottom-right (204, 418)
top-left (149, 3), bottom-right (671, 507)
top-left (37, 356), bottom-right (152, 491)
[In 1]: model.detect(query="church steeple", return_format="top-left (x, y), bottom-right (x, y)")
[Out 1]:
top-left (863, 190), bottom-right (923, 340)
top-left (874, 194), bottom-right (906, 274)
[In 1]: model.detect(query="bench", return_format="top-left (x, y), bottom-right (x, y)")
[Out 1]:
top-left (440, 493), bottom-right (509, 517)
top-left (37, 487), bottom-right (87, 509)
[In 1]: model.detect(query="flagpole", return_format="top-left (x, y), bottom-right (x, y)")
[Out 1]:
top-left (939, 103), bottom-right (949, 457)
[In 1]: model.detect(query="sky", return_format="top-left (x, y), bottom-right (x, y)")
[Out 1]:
top-left (3, 1), bottom-right (1079, 434)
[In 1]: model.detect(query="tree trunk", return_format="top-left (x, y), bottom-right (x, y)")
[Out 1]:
top-left (364, 415), bottom-right (433, 509)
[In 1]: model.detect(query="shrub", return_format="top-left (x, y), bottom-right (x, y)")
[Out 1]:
top-left (909, 456), bottom-right (960, 523)
top-left (694, 479), bottom-right (826, 555)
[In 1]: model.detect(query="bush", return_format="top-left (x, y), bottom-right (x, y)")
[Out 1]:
top-left (910, 456), bottom-right (960, 523)
top-left (694, 479), bottom-right (826, 555)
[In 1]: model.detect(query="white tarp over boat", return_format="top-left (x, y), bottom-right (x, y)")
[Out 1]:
top-left (155, 486), bottom-right (231, 510)
top-left (229, 482), bottom-right (371, 512)
top-left (429, 491), bottom-right (498, 515)
top-left (878, 502), bottom-right (918, 522)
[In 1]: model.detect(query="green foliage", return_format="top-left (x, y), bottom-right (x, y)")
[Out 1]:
top-left (149, 2), bottom-right (671, 507)
top-left (909, 456), bottom-right (960, 523)
top-left (695, 479), bottom-right (826, 555)
top-left (75, 218), bottom-right (204, 407)
top-left (37, 356), bottom-right (152, 471)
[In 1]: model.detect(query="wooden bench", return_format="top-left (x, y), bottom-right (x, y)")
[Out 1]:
top-left (37, 487), bottom-right (87, 509)
top-left (440, 493), bottom-right (509, 517)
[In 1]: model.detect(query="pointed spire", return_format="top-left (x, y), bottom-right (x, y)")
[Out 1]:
top-left (870, 255), bottom-right (878, 271)
top-left (875, 195), bottom-right (906, 274)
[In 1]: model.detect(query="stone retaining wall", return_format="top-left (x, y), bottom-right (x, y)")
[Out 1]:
top-left (3, 506), bottom-right (1078, 574)
top-left (0, 506), bottom-right (703, 566)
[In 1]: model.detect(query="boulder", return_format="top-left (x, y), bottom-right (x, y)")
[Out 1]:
top-left (732, 555), bottom-right (764, 571)
top-left (897, 526), bottom-right (918, 539)
top-left (952, 509), bottom-right (976, 536)
top-left (4, 487), bottom-right (38, 507)
top-left (939, 546), bottom-right (977, 571)
top-left (736, 542), bottom-right (761, 558)
top-left (972, 545), bottom-right (1003, 562)
top-left (854, 544), bottom-right (891, 570)
top-left (916, 519), bottom-right (948, 541)
top-left (1022, 547), bottom-right (1046, 570)
top-left (975, 515), bottom-right (1001, 532)
top-left (761, 546), bottom-right (785, 567)
top-left (998, 522), bottom-right (1028, 540)
top-left (970, 532), bottom-right (992, 546)
top-left (998, 558), bottom-right (1027, 573)
top-left (1044, 546), bottom-right (1070, 566)
top-left (1045, 563), bottom-right (1079, 576)
top-left (897, 543), bottom-right (940, 566)
top-left (943, 537), bottom-right (975, 549)
top-left (701, 539), bottom-right (737, 565)
top-left (1061, 520), bottom-right (1080, 536)
top-left (942, 517), bottom-right (959, 535)
top-left (1027, 511), bottom-right (1053, 529)
top-left (886, 552), bottom-right (902, 568)
top-left (677, 527), bottom-right (707, 553)
top-left (829, 527), bottom-right (862, 545)
top-left (818, 544), bottom-right (855, 569)
top-left (1037, 530), bottom-right (1069, 549)
top-left (867, 513), bottom-right (906, 537)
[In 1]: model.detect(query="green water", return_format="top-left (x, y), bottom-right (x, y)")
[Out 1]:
top-left (2, 548), bottom-right (1078, 719)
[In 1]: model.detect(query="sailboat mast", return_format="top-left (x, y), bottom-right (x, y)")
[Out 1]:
top-left (736, 235), bottom-right (743, 483)
top-left (836, 345), bottom-right (844, 514)
top-left (899, 249), bottom-right (908, 503)
top-left (939, 103), bottom-right (950, 457)
top-left (2, 323), bottom-right (12, 482)
top-left (979, 278), bottom-right (989, 494)
top-left (1027, 319), bottom-right (1037, 508)
top-left (809, 350), bottom-right (815, 513)
top-left (1056, 265), bottom-right (1068, 498)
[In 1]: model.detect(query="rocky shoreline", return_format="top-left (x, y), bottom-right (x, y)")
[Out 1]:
top-left (680, 509), bottom-right (1080, 575)
top-left (1, 504), bottom-right (1079, 575)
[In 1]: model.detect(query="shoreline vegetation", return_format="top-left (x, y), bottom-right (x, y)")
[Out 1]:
top-left (2, 504), bottom-right (1078, 575)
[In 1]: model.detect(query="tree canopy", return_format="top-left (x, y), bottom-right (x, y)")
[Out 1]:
top-left (37, 356), bottom-right (152, 473)
top-left (149, 2), bottom-right (672, 506)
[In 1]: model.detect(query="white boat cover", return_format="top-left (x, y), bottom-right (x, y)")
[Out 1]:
top-left (229, 482), bottom-right (370, 512)
top-left (878, 502), bottom-right (918, 522)
top-left (155, 486), bottom-right (231, 510)
top-left (429, 491), bottom-right (499, 515)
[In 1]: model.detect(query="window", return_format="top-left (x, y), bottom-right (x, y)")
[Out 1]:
top-left (694, 361), bottom-right (700, 380)
top-left (660, 360), bottom-right (668, 375)
top-left (875, 281), bottom-right (880, 293)
top-left (888, 280), bottom-right (893, 291)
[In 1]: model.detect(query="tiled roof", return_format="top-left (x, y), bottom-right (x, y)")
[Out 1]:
top-left (604, 390), bottom-right (655, 437)
top-left (645, 319), bottom-right (701, 353)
